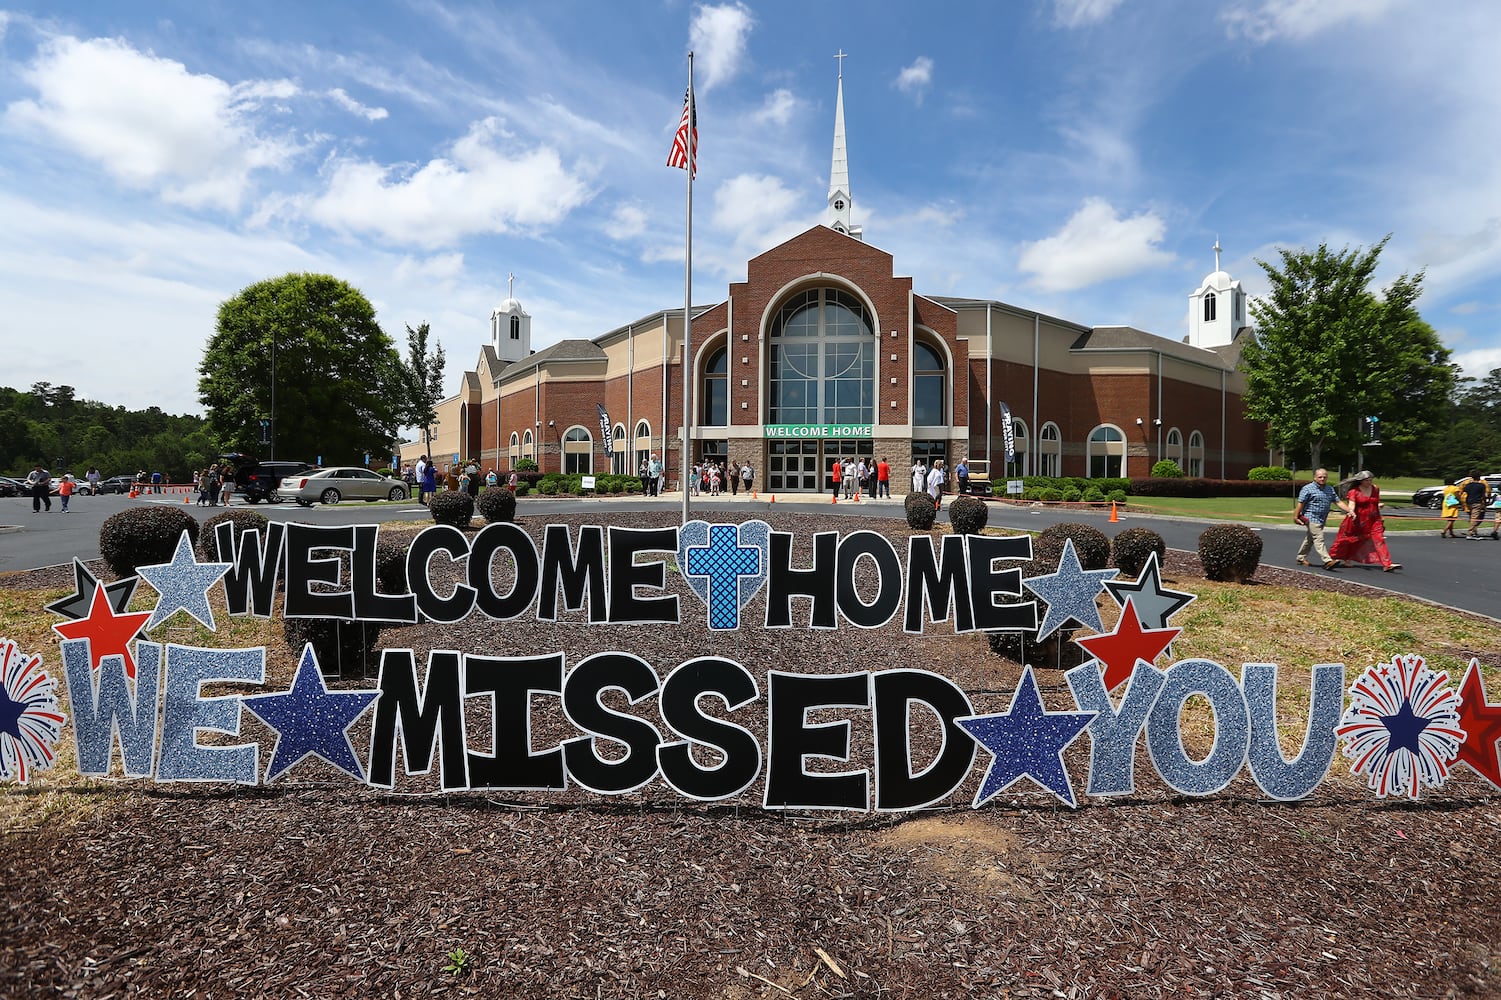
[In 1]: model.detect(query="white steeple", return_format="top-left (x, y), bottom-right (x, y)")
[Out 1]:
top-left (1188, 240), bottom-right (1246, 349)
top-left (490, 271), bottom-right (531, 363)
top-left (828, 51), bottom-right (862, 241)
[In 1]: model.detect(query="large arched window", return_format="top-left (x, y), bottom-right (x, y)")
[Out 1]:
top-left (768, 288), bottom-right (874, 425)
top-left (1038, 422), bottom-right (1062, 478)
top-left (522, 429), bottom-right (534, 462)
top-left (1007, 418), bottom-right (1029, 476)
top-left (1188, 430), bottom-right (1205, 477)
top-left (1088, 424), bottom-right (1126, 478)
top-left (702, 344), bottom-right (727, 425)
top-left (611, 423), bottom-right (628, 475)
top-left (1204, 291), bottom-right (1217, 322)
top-left (634, 420), bottom-right (652, 474)
top-left (913, 340), bottom-right (946, 427)
top-left (1165, 428), bottom-right (1183, 471)
top-left (563, 426), bottom-right (592, 474)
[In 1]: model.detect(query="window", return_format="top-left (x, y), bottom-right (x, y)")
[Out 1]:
top-left (523, 429), bottom-right (534, 462)
top-left (509, 432), bottom-right (520, 468)
top-left (1007, 418), bottom-right (1029, 476)
top-left (911, 439), bottom-right (947, 467)
top-left (1204, 291), bottom-right (1217, 323)
top-left (913, 340), bottom-right (946, 427)
top-left (1038, 422), bottom-right (1062, 478)
top-left (768, 288), bottom-right (874, 425)
top-left (563, 426), bottom-right (592, 474)
top-left (611, 424), bottom-right (628, 475)
top-left (510, 315), bottom-right (520, 340)
top-left (1165, 428), bottom-right (1183, 471)
top-left (634, 420), bottom-right (652, 474)
top-left (1188, 431), bottom-right (1205, 477)
top-left (1087, 424), bottom-right (1125, 478)
top-left (702, 345), bottom-right (727, 425)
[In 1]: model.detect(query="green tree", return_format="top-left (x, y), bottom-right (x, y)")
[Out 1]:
top-left (1241, 237), bottom-right (1452, 470)
top-left (199, 273), bottom-right (407, 465)
top-left (401, 321), bottom-right (447, 461)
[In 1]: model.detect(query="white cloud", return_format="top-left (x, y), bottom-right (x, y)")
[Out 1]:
top-left (702, 173), bottom-right (816, 270)
top-left (306, 117), bottom-right (592, 247)
top-left (894, 57), bottom-right (933, 100)
top-left (1452, 347), bottom-right (1501, 379)
top-left (328, 88), bottom-right (389, 121)
top-left (1052, 0), bottom-right (1125, 28)
top-left (1017, 198), bottom-right (1174, 292)
top-left (751, 88), bottom-right (798, 126)
top-left (1222, 0), bottom-right (1407, 43)
top-left (605, 203), bottom-right (648, 241)
top-left (691, 3), bottom-right (754, 94)
top-left (5, 35), bottom-right (302, 210)
top-left (392, 252), bottom-right (466, 285)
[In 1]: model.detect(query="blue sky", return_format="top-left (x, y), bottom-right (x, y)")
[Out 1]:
top-left (3, 0), bottom-right (1499, 417)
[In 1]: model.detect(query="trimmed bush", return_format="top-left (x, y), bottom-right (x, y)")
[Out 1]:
top-left (904, 492), bottom-right (937, 530)
top-left (100, 506), bottom-right (200, 577)
top-left (1036, 522), bottom-right (1111, 569)
top-left (1198, 523), bottom-right (1263, 583)
top-left (1038, 487), bottom-right (1063, 502)
top-left (428, 490), bottom-right (475, 528)
top-left (1107, 489), bottom-right (1128, 503)
top-left (284, 618), bottom-right (383, 677)
top-left (516, 483), bottom-right (531, 497)
top-left (948, 494), bottom-right (988, 535)
top-left (1061, 486), bottom-right (1082, 503)
top-left (197, 508), bottom-right (270, 562)
top-left (1151, 459), bottom-right (1185, 478)
top-left (1247, 465), bottom-right (1294, 481)
top-left (1111, 526), bottom-right (1166, 578)
top-left (514, 458), bottom-right (538, 472)
top-left (1081, 485), bottom-right (1105, 503)
top-left (375, 534), bottom-right (410, 596)
top-left (537, 479), bottom-right (558, 496)
top-left (476, 486), bottom-right (517, 524)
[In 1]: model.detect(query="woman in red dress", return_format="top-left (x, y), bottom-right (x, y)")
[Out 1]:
top-left (1328, 470), bottom-right (1401, 572)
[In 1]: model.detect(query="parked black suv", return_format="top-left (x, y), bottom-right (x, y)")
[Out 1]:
top-left (221, 453), bottom-right (318, 504)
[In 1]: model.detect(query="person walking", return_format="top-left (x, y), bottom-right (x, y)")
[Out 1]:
top-left (830, 457), bottom-right (843, 500)
top-left (1328, 471), bottom-right (1400, 571)
top-left (1440, 478), bottom-right (1462, 538)
top-left (1293, 468), bottom-right (1350, 570)
top-left (58, 473), bottom-right (75, 512)
top-left (26, 464), bottom-right (51, 513)
top-left (1460, 472), bottom-right (1492, 539)
top-left (741, 461), bottom-right (754, 495)
top-left (926, 458), bottom-right (946, 509)
top-left (648, 455), bottom-right (662, 497)
top-left (955, 457), bottom-right (970, 495)
top-left (421, 460), bottom-right (437, 505)
top-left (876, 457), bottom-right (890, 498)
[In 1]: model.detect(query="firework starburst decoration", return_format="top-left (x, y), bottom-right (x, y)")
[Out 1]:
top-left (0, 638), bottom-right (67, 784)
top-left (1337, 653), bottom-right (1464, 799)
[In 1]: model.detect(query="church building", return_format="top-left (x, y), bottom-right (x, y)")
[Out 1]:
top-left (402, 69), bottom-right (1265, 493)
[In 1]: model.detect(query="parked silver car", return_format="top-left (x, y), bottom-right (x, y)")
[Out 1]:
top-left (285, 467), bottom-right (409, 505)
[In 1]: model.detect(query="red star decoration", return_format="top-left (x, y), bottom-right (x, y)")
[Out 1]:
top-left (52, 584), bottom-right (152, 679)
top-left (1074, 597), bottom-right (1182, 692)
top-left (1454, 659), bottom-right (1501, 791)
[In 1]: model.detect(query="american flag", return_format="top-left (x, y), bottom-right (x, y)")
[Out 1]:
top-left (666, 88), bottom-right (697, 177)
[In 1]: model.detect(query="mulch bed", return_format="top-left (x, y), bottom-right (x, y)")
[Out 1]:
top-left (3, 511), bottom-right (1499, 998)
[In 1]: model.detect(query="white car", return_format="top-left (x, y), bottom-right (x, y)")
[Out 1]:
top-left (285, 467), bottom-right (409, 505)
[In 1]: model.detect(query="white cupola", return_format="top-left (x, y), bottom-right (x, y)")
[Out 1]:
top-left (490, 272), bottom-right (531, 363)
top-left (1188, 240), bottom-right (1246, 349)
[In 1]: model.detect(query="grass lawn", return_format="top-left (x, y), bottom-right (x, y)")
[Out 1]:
top-left (1125, 490), bottom-right (1450, 531)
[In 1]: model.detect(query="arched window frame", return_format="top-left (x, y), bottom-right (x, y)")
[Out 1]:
top-left (1087, 423), bottom-right (1126, 479)
top-left (1188, 430), bottom-right (1205, 478)
top-left (1204, 291), bottom-right (1217, 322)
top-left (611, 423), bottom-right (628, 475)
top-left (1006, 417), bottom-right (1029, 476)
top-left (562, 425), bottom-right (593, 475)
top-left (634, 420), bottom-right (652, 473)
top-left (912, 335), bottom-right (949, 429)
top-left (509, 431), bottom-right (520, 468)
top-left (523, 429), bottom-right (534, 462)
top-left (1165, 427), bottom-right (1183, 470)
top-left (701, 341), bottom-right (728, 426)
top-left (766, 286), bottom-right (876, 426)
top-left (1038, 421), bottom-right (1062, 478)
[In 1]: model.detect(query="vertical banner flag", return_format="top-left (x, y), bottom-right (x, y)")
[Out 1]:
top-left (667, 87), bottom-right (697, 178)
top-left (598, 404), bottom-right (613, 457)
top-left (1000, 402), bottom-right (1016, 465)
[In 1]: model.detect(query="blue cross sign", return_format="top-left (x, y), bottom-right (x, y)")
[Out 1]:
top-left (684, 524), bottom-right (763, 629)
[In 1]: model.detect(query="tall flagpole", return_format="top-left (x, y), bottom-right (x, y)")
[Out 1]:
top-left (681, 51), bottom-right (695, 524)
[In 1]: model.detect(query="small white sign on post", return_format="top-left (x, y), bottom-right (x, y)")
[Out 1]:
top-left (582, 475), bottom-right (597, 492)
top-left (1007, 479), bottom-right (1025, 496)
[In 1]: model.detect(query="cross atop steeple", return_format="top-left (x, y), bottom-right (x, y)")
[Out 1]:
top-left (508, 272), bottom-right (515, 298)
top-left (1213, 239), bottom-right (1222, 273)
top-left (834, 49), bottom-right (846, 78)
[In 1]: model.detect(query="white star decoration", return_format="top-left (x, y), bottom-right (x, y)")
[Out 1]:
top-left (136, 531), bottom-right (232, 631)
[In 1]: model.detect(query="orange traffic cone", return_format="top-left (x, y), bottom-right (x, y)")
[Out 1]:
top-left (769, 494), bottom-right (775, 503)
top-left (853, 488), bottom-right (861, 502)
top-left (184, 494), bottom-right (191, 504)
top-left (1109, 500), bottom-right (1119, 523)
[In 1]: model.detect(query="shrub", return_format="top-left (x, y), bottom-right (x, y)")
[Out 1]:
top-left (513, 458), bottom-right (538, 472)
top-left (1081, 485), bottom-right (1105, 503)
top-left (1061, 486), bottom-right (1082, 503)
top-left (476, 486), bottom-right (517, 524)
top-left (904, 492), bottom-right (937, 530)
top-left (1111, 527), bottom-right (1166, 578)
top-left (100, 506), bottom-right (200, 577)
top-left (428, 490), bottom-right (475, 528)
top-left (1247, 465), bottom-right (1293, 481)
top-left (1108, 489), bottom-right (1128, 503)
top-left (948, 494), bottom-right (988, 535)
top-left (1036, 522), bottom-right (1111, 569)
top-left (1038, 487), bottom-right (1063, 502)
top-left (1151, 459), bottom-right (1185, 478)
top-left (198, 508), bottom-right (270, 562)
top-left (1198, 523), bottom-right (1263, 583)
top-left (284, 618), bottom-right (383, 677)
top-left (537, 479), bottom-right (558, 496)
top-left (516, 483), bottom-right (531, 497)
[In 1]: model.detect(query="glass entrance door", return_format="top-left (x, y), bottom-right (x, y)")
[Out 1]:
top-left (768, 440), bottom-right (820, 491)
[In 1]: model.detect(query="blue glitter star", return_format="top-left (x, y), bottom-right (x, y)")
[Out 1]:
top-left (1102, 551), bottom-right (1195, 630)
top-left (958, 666), bottom-right (1097, 808)
top-left (242, 645), bottom-right (380, 782)
top-left (136, 531), bottom-right (231, 631)
top-left (1024, 538), bottom-right (1119, 639)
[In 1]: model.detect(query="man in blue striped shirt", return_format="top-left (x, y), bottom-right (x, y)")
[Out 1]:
top-left (1294, 468), bottom-right (1352, 569)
